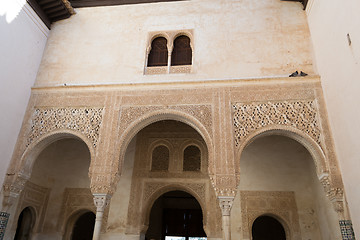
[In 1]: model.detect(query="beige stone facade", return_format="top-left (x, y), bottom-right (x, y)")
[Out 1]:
top-left (0, 0), bottom-right (358, 240)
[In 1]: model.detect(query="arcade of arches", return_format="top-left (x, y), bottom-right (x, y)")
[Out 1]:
top-left (0, 81), bottom-right (355, 240)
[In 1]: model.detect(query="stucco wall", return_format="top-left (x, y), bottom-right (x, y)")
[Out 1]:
top-left (102, 137), bottom-right (136, 239)
top-left (306, 0), bottom-right (360, 236)
top-left (0, 1), bottom-right (48, 189)
top-left (35, 0), bottom-right (313, 87)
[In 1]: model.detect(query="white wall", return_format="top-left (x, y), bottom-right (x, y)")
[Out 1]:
top-left (35, 0), bottom-right (313, 87)
top-left (0, 0), bottom-right (48, 189)
top-left (306, 0), bottom-right (360, 236)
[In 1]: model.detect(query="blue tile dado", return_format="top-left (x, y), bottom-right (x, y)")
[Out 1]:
top-left (0, 212), bottom-right (10, 240)
top-left (340, 220), bottom-right (356, 240)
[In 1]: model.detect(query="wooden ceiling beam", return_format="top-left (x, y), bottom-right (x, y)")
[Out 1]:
top-left (69, 0), bottom-right (187, 8)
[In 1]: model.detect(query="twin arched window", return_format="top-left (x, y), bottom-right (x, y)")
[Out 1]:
top-left (151, 144), bottom-right (201, 172)
top-left (147, 35), bottom-right (192, 67)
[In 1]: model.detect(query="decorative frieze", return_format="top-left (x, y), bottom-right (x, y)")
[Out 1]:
top-left (27, 107), bottom-right (103, 148)
top-left (232, 100), bottom-right (321, 148)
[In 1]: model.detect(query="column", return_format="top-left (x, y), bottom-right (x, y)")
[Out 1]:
top-left (218, 196), bottom-right (234, 240)
top-left (92, 193), bottom-right (111, 240)
top-left (167, 44), bottom-right (173, 73)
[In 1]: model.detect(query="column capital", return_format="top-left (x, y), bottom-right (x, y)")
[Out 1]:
top-left (93, 193), bottom-right (111, 212)
top-left (218, 196), bottom-right (234, 216)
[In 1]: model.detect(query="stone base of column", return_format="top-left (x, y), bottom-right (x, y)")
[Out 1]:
top-left (0, 212), bottom-right (10, 240)
top-left (340, 220), bottom-right (356, 240)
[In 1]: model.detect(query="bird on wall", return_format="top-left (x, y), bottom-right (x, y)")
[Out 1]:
top-left (289, 71), bottom-right (298, 77)
top-left (289, 71), bottom-right (308, 77)
top-left (300, 71), bottom-right (308, 76)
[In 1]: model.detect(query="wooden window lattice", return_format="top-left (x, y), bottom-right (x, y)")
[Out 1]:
top-left (148, 37), bottom-right (168, 67)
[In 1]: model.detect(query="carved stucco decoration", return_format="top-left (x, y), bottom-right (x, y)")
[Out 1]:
top-left (2, 174), bottom-right (28, 211)
top-left (143, 182), bottom-right (206, 204)
top-left (118, 105), bottom-right (215, 199)
top-left (57, 188), bottom-right (109, 233)
top-left (127, 181), bottom-right (209, 233)
top-left (319, 174), bottom-right (345, 218)
top-left (127, 180), bottom-right (222, 238)
top-left (210, 175), bottom-right (237, 197)
top-left (14, 181), bottom-right (50, 233)
top-left (170, 65), bottom-right (192, 74)
top-left (232, 100), bottom-right (321, 149)
top-left (27, 107), bottom-right (103, 148)
top-left (126, 129), bottom-right (221, 237)
top-left (90, 169), bottom-right (120, 196)
top-left (119, 105), bottom-right (212, 140)
top-left (240, 191), bottom-right (301, 240)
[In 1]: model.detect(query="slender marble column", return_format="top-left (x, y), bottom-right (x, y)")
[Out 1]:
top-left (167, 50), bottom-right (172, 73)
top-left (218, 196), bottom-right (234, 240)
top-left (92, 194), bottom-right (111, 240)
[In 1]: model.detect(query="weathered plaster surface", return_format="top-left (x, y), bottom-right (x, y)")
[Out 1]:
top-left (35, 0), bottom-right (313, 87)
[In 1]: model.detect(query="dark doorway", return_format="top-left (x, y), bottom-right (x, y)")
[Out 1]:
top-left (71, 211), bottom-right (96, 240)
top-left (146, 191), bottom-right (207, 240)
top-left (14, 207), bottom-right (35, 240)
top-left (252, 215), bottom-right (286, 240)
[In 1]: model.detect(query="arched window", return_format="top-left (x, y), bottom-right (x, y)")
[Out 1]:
top-left (147, 37), bottom-right (168, 67)
top-left (252, 215), bottom-right (286, 240)
top-left (151, 145), bottom-right (170, 171)
top-left (14, 207), bottom-right (35, 240)
top-left (183, 145), bottom-right (201, 171)
top-left (171, 35), bottom-right (192, 66)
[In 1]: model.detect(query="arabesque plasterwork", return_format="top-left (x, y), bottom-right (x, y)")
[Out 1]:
top-left (14, 181), bottom-right (50, 233)
top-left (232, 100), bottom-right (321, 148)
top-left (27, 107), bottom-right (103, 148)
top-left (2, 77), bottom-right (351, 238)
top-left (240, 191), bottom-right (302, 240)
